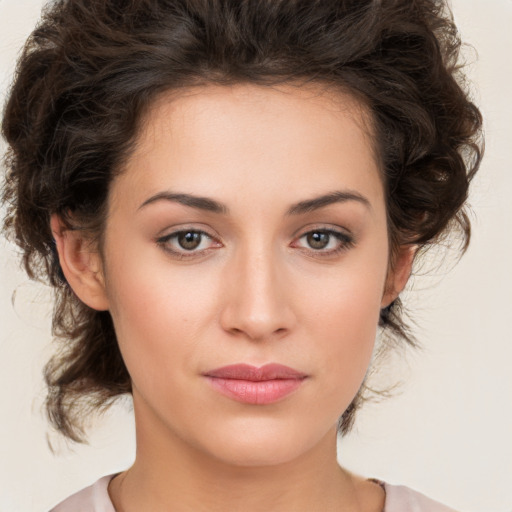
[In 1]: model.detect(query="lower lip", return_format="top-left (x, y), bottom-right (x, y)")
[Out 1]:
top-left (206, 377), bottom-right (305, 404)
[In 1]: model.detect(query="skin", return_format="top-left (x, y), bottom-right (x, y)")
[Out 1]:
top-left (52, 83), bottom-right (414, 511)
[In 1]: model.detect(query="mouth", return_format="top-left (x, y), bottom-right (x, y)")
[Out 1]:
top-left (203, 363), bottom-right (308, 405)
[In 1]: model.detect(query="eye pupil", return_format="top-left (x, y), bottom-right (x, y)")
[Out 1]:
top-left (178, 231), bottom-right (202, 250)
top-left (307, 231), bottom-right (329, 249)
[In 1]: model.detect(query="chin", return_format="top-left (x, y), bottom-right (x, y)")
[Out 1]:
top-left (196, 415), bottom-right (333, 468)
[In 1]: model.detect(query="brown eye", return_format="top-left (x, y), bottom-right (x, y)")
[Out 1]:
top-left (157, 229), bottom-right (220, 258)
top-left (293, 228), bottom-right (355, 257)
top-left (177, 231), bottom-right (203, 250)
top-left (306, 231), bottom-right (330, 249)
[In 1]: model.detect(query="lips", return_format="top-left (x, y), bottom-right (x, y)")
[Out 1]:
top-left (203, 363), bottom-right (308, 405)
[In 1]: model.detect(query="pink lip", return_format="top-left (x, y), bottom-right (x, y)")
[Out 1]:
top-left (203, 364), bottom-right (308, 405)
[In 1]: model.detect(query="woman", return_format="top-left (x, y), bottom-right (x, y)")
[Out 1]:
top-left (1, 0), bottom-right (483, 510)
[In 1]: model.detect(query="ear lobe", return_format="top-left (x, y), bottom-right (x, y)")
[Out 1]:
top-left (381, 245), bottom-right (416, 308)
top-left (50, 214), bottom-right (109, 311)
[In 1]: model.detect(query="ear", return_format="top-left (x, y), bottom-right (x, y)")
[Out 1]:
top-left (50, 214), bottom-right (109, 311)
top-left (381, 245), bottom-right (416, 308)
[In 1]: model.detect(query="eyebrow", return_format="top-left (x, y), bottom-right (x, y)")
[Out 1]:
top-left (138, 190), bottom-right (371, 215)
top-left (139, 192), bottom-right (228, 214)
top-left (285, 190), bottom-right (371, 215)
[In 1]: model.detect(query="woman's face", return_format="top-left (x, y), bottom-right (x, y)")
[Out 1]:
top-left (96, 84), bottom-right (405, 466)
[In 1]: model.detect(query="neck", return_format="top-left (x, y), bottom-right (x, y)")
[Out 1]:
top-left (109, 393), bottom-right (381, 512)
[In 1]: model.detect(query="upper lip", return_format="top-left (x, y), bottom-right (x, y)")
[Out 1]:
top-left (203, 363), bottom-right (307, 381)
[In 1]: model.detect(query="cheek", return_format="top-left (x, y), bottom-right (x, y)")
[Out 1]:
top-left (103, 249), bottom-right (220, 389)
top-left (303, 258), bottom-right (387, 394)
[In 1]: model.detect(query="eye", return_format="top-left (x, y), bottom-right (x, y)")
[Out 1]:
top-left (175, 231), bottom-right (204, 250)
top-left (156, 229), bottom-right (221, 258)
top-left (293, 228), bottom-right (354, 256)
top-left (304, 231), bottom-right (332, 250)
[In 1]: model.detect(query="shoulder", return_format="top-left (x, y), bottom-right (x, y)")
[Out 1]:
top-left (383, 482), bottom-right (459, 512)
top-left (48, 474), bottom-right (458, 512)
top-left (49, 474), bottom-right (117, 512)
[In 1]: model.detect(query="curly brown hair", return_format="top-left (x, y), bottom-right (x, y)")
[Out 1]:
top-left (1, 0), bottom-right (482, 442)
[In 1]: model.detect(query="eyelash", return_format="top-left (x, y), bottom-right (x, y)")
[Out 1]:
top-left (156, 228), bottom-right (355, 260)
top-left (293, 229), bottom-right (355, 258)
top-left (156, 229), bottom-right (220, 260)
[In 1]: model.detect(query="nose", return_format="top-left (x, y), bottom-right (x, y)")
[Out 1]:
top-left (219, 245), bottom-right (296, 342)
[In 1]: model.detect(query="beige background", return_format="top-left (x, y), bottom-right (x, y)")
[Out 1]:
top-left (1, 0), bottom-right (511, 510)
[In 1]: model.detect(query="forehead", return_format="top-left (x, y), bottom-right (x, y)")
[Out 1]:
top-left (112, 83), bottom-right (383, 214)
top-left (138, 82), bottom-right (378, 165)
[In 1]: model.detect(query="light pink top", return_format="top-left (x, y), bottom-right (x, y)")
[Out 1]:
top-left (50, 474), bottom-right (459, 512)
